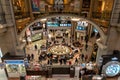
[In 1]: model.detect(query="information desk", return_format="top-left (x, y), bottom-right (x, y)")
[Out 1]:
top-left (48, 45), bottom-right (72, 55)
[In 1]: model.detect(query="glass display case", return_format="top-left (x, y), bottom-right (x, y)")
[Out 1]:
top-left (102, 61), bottom-right (120, 77)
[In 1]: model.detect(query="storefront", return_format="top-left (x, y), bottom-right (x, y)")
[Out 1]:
top-left (1, 53), bottom-right (26, 79)
top-left (4, 60), bottom-right (26, 78)
top-left (76, 21), bottom-right (87, 42)
top-left (46, 16), bottom-right (72, 45)
top-left (25, 21), bottom-right (44, 43)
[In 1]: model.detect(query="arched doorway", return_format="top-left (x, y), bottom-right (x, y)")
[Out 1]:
top-left (18, 14), bottom-right (107, 65)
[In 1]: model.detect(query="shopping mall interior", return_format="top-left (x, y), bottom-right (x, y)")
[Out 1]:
top-left (0, 0), bottom-right (120, 80)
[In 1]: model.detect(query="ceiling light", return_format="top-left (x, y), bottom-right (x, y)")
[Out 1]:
top-left (71, 18), bottom-right (80, 21)
top-left (40, 18), bottom-right (47, 21)
top-left (0, 24), bottom-right (3, 28)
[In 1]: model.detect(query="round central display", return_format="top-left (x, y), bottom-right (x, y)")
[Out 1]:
top-left (48, 45), bottom-right (71, 55)
top-left (105, 64), bottom-right (120, 77)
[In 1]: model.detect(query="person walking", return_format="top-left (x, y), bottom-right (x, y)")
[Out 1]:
top-left (50, 58), bottom-right (53, 65)
top-left (81, 54), bottom-right (84, 62)
top-left (27, 54), bottom-right (31, 62)
top-left (38, 55), bottom-right (42, 63)
top-left (75, 58), bottom-right (78, 65)
top-left (34, 44), bottom-right (37, 50)
top-left (69, 60), bottom-right (72, 65)
top-left (59, 59), bottom-right (62, 65)
top-left (31, 54), bottom-right (34, 60)
top-left (47, 59), bottom-right (50, 65)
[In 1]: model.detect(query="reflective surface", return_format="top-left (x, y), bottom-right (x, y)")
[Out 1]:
top-left (105, 64), bottom-right (120, 77)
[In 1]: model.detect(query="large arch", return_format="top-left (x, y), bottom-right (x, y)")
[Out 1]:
top-left (19, 14), bottom-right (107, 44)
top-left (17, 14), bottom-right (108, 65)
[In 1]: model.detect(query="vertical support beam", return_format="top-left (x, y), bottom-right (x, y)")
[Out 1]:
top-left (88, 0), bottom-right (94, 18)
top-left (9, 0), bottom-right (18, 45)
top-left (28, 0), bottom-right (34, 21)
top-left (96, 41), bottom-right (107, 65)
top-left (79, 0), bottom-right (83, 14)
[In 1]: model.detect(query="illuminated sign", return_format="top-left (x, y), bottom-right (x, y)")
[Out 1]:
top-left (93, 28), bottom-right (98, 33)
top-left (47, 22), bottom-right (59, 27)
top-left (106, 64), bottom-right (120, 77)
top-left (77, 21), bottom-right (88, 27)
top-left (103, 61), bottom-right (120, 77)
top-left (4, 60), bottom-right (24, 64)
top-left (111, 57), bottom-right (118, 61)
top-left (60, 24), bottom-right (71, 27)
top-left (76, 26), bottom-right (85, 30)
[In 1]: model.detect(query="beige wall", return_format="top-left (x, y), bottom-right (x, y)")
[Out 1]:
top-left (108, 0), bottom-right (120, 52)
top-left (0, 27), bottom-right (17, 54)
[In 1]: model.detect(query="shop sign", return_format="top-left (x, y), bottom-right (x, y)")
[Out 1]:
top-left (4, 60), bottom-right (24, 64)
top-left (77, 21), bottom-right (88, 27)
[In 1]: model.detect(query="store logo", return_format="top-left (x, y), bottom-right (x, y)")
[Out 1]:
top-left (77, 21), bottom-right (88, 27)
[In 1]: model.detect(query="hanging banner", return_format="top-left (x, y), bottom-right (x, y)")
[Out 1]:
top-left (31, 0), bottom-right (40, 13)
top-left (39, 1), bottom-right (45, 12)
top-left (54, 0), bottom-right (64, 11)
top-left (74, 0), bottom-right (80, 12)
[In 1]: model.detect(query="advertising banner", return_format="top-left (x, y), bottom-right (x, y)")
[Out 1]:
top-left (74, 0), bottom-right (80, 12)
top-left (39, 1), bottom-right (45, 12)
top-left (31, 0), bottom-right (40, 13)
top-left (54, 0), bottom-right (64, 11)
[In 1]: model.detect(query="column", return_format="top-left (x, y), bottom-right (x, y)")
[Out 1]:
top-left (96, 41), bottom-right (107, 65)
top-left (28, 0), bottom-right (34, 21)
top-left (0, 0), bottom-right (18, 55)
top-left (79, 0), bottom-right (83, 14)
top-left (88, 0), bottom-right (94, 18)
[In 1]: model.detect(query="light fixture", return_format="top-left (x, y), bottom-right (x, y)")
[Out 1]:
top-left (0, 24), bottom-right (3, 28)
top-left (40, 18), bottom-right (47, 21)
top-left (71, 18), bottom-right (80, 21)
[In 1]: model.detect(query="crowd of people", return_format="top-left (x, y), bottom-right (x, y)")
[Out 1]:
top-left (26, 34), bottom-right (92, 67)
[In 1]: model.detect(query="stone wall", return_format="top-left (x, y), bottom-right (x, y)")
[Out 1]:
top-left (110, 0), bottom-right (120, 25)
top-left (108, 0), bottom-right (120, 52)
top-left (0, 0), bottom-right (17, 55)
